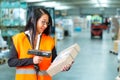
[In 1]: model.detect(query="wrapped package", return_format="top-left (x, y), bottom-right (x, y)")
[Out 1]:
top-left (46, 43), bottom-right (80, 76)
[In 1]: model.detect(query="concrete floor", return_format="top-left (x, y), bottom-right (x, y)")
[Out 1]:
top-left (0, 29), bottom-right (118, 80)
top-left (53, 29), bottom-right (118, 80)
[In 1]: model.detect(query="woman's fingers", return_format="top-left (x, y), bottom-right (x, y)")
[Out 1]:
top-left (33, 56), bottom-right (43, 64)
top-left (61, 61), bottom-right (74, 71)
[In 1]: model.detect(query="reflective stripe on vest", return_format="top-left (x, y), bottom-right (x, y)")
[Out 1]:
top-left (16, 69), bottom-right (49, 75)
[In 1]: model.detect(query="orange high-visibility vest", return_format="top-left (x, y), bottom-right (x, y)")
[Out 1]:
top-left (12, 32), bottom-right (55, 80)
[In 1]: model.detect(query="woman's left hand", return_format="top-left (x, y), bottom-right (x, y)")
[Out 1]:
top-left (61, 61), bottom-right (74, 71)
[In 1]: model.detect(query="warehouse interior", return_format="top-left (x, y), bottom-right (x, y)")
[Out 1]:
top-left (0, 0), bottom-right (120, 80)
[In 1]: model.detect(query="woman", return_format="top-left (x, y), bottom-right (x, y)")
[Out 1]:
top-left (8, 8), bottom-right (71, 80)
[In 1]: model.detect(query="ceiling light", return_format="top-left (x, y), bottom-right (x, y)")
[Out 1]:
top-left (35, 1), bottom-right (61, 7)
top-left (100, 4), bottom-right (108, 7)
top-left (55, 6), bottom-right (71, 10)
top-left (98, 0), bottom-right (108, 3)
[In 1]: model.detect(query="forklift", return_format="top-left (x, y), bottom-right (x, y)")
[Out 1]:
top-left (91, 15), bottom-right (104, 39)
top-left (91, 23), bottom-right (103, 39)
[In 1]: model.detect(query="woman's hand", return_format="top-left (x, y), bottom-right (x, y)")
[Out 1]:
top-left (61, 61), bottom-right (74, 71)
top-left (33, 56), bottom-right (43, 64)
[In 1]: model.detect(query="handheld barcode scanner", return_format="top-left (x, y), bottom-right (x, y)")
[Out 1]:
top-left (28, 50), bottom-right (51, 74)
top-left (27, 33), bottom-right (51, 76)
top-left (28, 50), bottom-right (51, 58)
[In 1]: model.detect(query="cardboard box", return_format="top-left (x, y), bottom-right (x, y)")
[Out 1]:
top-left (46, 43), bottom-right (80, 76)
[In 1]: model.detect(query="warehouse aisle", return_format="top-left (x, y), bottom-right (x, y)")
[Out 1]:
top-left (0, 29), bottom-right (118, 80)
top-left (53, 29), bottom-right (118, 80)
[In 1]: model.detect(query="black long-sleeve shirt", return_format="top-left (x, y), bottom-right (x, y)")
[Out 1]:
top-left (8, 36), bottom-right (57, 67)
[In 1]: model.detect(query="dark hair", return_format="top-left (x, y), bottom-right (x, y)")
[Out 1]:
top-left (25, 8), bottom-right (52, 48)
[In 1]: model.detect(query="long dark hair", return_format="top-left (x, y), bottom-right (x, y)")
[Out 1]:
top-left (24, 8), bottom-right (52, 48)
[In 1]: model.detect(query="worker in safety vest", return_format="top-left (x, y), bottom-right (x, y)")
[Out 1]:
top-left (8, 8), bottom-right (72, 80)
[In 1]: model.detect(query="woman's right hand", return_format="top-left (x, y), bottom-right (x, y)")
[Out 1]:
top-left (33, 56), bottom-right (43, 64)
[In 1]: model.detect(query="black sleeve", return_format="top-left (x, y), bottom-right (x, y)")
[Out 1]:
top-left (51, 47), bottom-right (57, 62)
top-left (8, 42), bottom-right (34, 67)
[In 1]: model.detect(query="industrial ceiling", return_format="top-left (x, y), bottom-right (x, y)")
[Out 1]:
top-left (19, 0), bottom-right (120, 10)
top-left (2, 0), bottom-right (120, 16)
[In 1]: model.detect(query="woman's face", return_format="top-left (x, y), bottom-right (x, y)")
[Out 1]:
top-left (36, 14), bottom-right (49, 34)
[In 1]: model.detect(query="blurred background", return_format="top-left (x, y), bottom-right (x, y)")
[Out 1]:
top-left (1, 0), bottom-right (120, 80)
